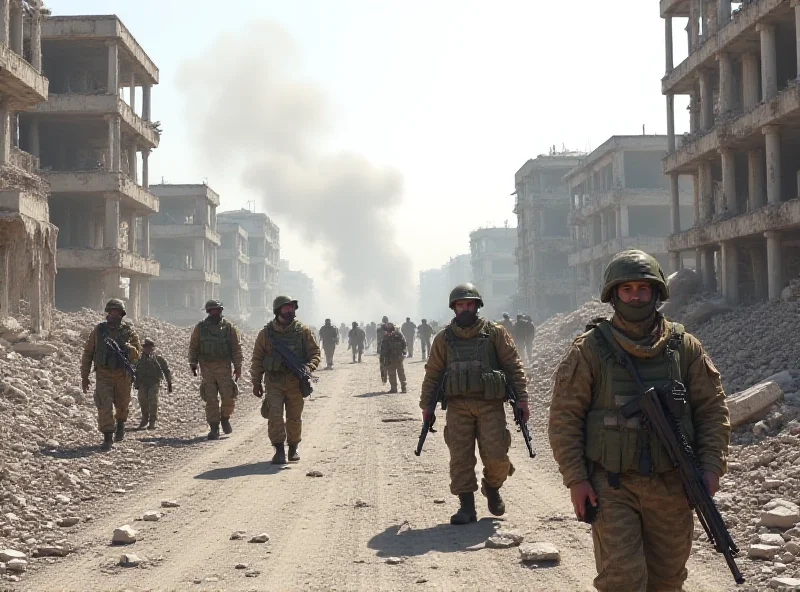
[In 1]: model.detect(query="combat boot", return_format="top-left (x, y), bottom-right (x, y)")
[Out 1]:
top-left (137, 414), bottom-right (149, 430)
top-left (114, 420), bottom-right (125, 442)
top-left (271, 444), bottom-right (286, 465)
top-left (401, 384), bottom-right (407, 393)
top-left (388, 387), bottom-right (398, 394)
top-left (481, 478), bottom-right (506, 516)
top-left (288, 444), bottom-right (300, 462)
top-left (100, 432), bottom-right (114, 451)
top-left (450, 493), bottom-right (477, 525)
top-left (220, 416), bottom-right (233, 435)
top-left (147, 418), bottom-right (156, 430)
top-left (207, 422), bottom-right (220, 440)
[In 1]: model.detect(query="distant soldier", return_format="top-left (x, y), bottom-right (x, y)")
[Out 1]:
top-left (417, 318), bottom-right (434, 361)
top-left (339, 322), bottom-right (348, 345)
top-left (376, 316), bottom-right (389, 352)
top-left (349, 321), bottom-right (367, 363)
top-left (430, 320), bottom-right (440, 334)
top-left (318, 319), bottom-right (339, 369)
top-left (380, 322), bottom-right (407, 393)
top-left (499, 312), bottom-right (514, 335)
top-left (401, 317), bottom-right (417, 358)
top-left (80, 299), bottom-right (141, 450)
top-left (251, 295), bottom-right (321, 464)
top-left (365, 323), bottom-right (375, 349)
top-left (515, 313), bottom-right (535, 363)
top-left (188, 299), bottom-right (243, 441)
top-left (134, 338), bottom-right (172, 430)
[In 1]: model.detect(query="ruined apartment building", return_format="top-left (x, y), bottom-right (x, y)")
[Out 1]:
top-left (217, 221), bottom-right (249, 325)
top-left (149, 184), bottom-right (220, 326)
top-left (469, 227), bottom-right (518, 320)
top-left (662, 0), bottom-right (800, 305)
top-left (514, 151), bottom-right (584, 320)
top-left (566, 136), bottom-right (694, 300)
top-left (18, 15), bottom-right (160, 317)
top-left (0, 0), bottom-right (56, 333)
top-left (217, 210), bottom-right (280, 327)
top-left (278, 260), bottom-right (314, 324)
top-left (419, 254), bottom-right (471, 323)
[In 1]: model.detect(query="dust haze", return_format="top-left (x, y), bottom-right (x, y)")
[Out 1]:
top-left (177, 21), bottom-right (413, 321)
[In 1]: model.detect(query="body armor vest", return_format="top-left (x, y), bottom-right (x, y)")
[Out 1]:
top-left (443, 323), bottom-right (505, 400)
top-left (262, 322), bottom-right (307, 375)
top-left (197, 319), bottom-right (233, 362)
top-left (319, 325), bottom-right (338, 344)
top-left (136, 354), bottom-right (166, 386)
top-left (94, 322), bottom-right (132, 370)
top-left (584, 320), bottom-right (695, 475)
top-left (381, 333), bottom-right (406, 362)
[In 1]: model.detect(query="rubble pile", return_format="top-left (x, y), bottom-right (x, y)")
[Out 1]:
top-left (0, 306), bottom-right (255, 582)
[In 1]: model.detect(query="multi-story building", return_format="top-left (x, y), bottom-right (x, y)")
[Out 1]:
top-left (149, 184), bottom-right (220, 326)
top-left (418, 254), bottom-right (472, 323)
top-left (217, 209), bottom-right (280, 327)
top-left (0, 0), bottom-right (55, 333)
top-left (218, 221), bottom-right (249, 325)
top-left (566, 135), bottom-right (694, 301)
top-left (278, 260), bottom-right (314, 323)
top-left (661, 0), bottom-right (800, 305)
top-left (469, 227), bottom-right (518, 320)
top-left (514, 151), bottom-right (584, 320)
top-left (20, 14), bottom-right (160, 318)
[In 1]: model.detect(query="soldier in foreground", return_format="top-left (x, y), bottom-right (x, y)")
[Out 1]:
top-left (134, 338), bottom-right (172, 430)
top-left (548, 250), bottom-right (730, 592)
top-left (349, 321), bottom-right (366, 363)
top-left (188, 300), bottom-right (243, 441)
top-left (81, 299), bottom-right (142, 450)
top-left (417, 318), bottom-right (434, 361)
top-left (401, 317), bottom-right (416, 357)
top-left (420, 284), bottom-right (529, 524)
top-left (251, 296), bottom-right (321, 464)
top-left (379, 323), bottom-right (407, 393)
top-left (318, 319), bottom-right (339, 369)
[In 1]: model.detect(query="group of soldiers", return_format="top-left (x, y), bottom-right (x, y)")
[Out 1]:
top-left (498, 312), bottom-right (536, 362)
top-left (78, 248), bottom-right (733, 591)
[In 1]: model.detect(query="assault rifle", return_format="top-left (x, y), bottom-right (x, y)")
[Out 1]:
top-left (505, 380), bottom-right (536, 458)
top-left (104, 336), bottom-right (136, 381)
top-left (415, 371), bottom-right (447, 456)
top-left (266, 335), bottom-right (319, 398)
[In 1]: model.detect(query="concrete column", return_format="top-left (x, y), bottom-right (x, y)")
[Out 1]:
top-left (763, 125), bottom-right (782, 204)
top-left (720, 148), bottom-right (737, 214)
top-left (142, 215), bottom-right (150, 257)
top-left (665, 17), bottom-right (674, 74)
top-left (702, 247), bottom-right (717, 292)
top-left (765, 230), bottom-right (783, 300)
top-left (699, 160), bottom-right (714, 220)
top-left (689, 0), bottom-right (700, 50)
top-left (0, 246), bottom-right (8, 319)
top-left (29, 259), bottom-right (43, 334)
top-left (750, 244), bottom-right (769, 302)
top-left (103, 270), bottom-right (122, 301)
top-left (142, 149), bottom-right (150, 189)
top-left (127, 143), bottom-right (137, 180)
top-left (718, 0), bottom-right (731, 26)
top-left (105, 197), bottom-right (120, 249)
top-left (129, 72), bottom-right (136, 113)
top-left (9, 0), bottom-right (21, 56)
top-left (615, 206), bottom-right (622, 238)
top-left (141, 279), bottom-right (150, 317)
top-left (795, 1), bottom-right (800, 80)
top-left (670, 173), bottom-right (681, 234)
top-left (742, 53), bottom-right (760, 111)
top-left (107, 41), bottom-right (119, 96)
top-left (128, 277), bottom-right (139, 321)
top-left (758, 24), bottom-right (778, 101)
top-left (667, 94), bottom-right (676, 152)
top-left (699, 70), bottom-right (714, 131)
top-left (193, 239), bottom-right (204, 270)
top-left (689, 91), bottom-right (699, 134)
top-left (695, 248), bottom-right (703, 277)
top-left (600, 212), bottom-right (608, 243)
top-left (693, 171), bottom-right (701, 225)
top-left (107, 116), bottom-right (121, 172)
top-left (127, 211), bottom-right (137, 253)
top-left (721, 241), bottom-right (739, 305)
top-left (195, 197), bottom-right (206, 226)
top-left (717, 52), bottom-right (734, 115)
top-left (747, 149), bottom-right (766, 211)
top-left (29, 118), bottom-right (39, 159)
top-left (106, 117), bottom-right (114, 172)
top-left (142, 84), bottom-right (151, 121)
top-left (31, 9), bottom-right (41, 71)
top-left (0, 0), bottom-right (8, 47)
top-left (707, 0), bottom-right (718, 36)
top-left (0, 96), bottom-right (7, 165)
top-left (619, 205), bottom-right (629, 238)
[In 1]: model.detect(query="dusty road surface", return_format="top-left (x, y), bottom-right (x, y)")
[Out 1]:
top-left (15, 347), bottom-right (735, 592)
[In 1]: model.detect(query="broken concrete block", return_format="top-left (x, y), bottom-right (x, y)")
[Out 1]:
top-left (728, 381), bottom-right (783, 428)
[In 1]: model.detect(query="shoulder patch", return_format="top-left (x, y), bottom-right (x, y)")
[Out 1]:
top-left (552, 346), bottom-right (580, 386)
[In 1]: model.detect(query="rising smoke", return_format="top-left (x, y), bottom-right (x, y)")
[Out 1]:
top-left (177, 22), bottom-right (412, 317)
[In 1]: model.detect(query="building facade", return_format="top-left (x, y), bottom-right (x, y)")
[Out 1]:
top-left (418, 253), bottom-right (471, 323)
top-left (469, 227), bottom-right (518, 321)
top-left (218, 222), bottom-right (249, 325)
top-left (278, 259), bottom-right (314, 325)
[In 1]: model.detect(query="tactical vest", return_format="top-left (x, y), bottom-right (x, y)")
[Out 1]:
top-left (94, 322), bottom-right (133, 370)
top-left (584, 320), bottom-right (695, 476)
top-left (262, 323), bottom-right (307, 374)
top-left (319, 325), bottom-right (337, 344)
top-left (137, 354), bottom-right (165, 386)
top-left (443, 323), bottom-right (505, 400)
top-left (197, 319), bottom-right (233, 362)
top-left (382, 333), bottom-right (406, 361)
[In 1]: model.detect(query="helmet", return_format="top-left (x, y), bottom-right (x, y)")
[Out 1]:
top-left (502, 312), bottom-right (510, 319)
top-left (272, 295), bottom-right (299, 314)
top-left (352, 321), bottom-right (357, 327)
top-left (105, 298), bottom-right (126, 316)
top-left (204, 299), bottom-right (223, 311)
top-left (381, 316), bottom-right (388, 323)
top-left (143, 338), bottom-right (155, 347)
top-left (421, 318), bottom-right (427, 323)
top-left (325, 318), bottom-right (331, 324)
top-left (448, 283), bottom-right (484, 309)
top-left (601, 250), bottom-right (669, 303)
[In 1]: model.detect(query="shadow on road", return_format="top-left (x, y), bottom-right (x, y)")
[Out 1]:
top-left (354, 391), bottom-right (389, 399)
top-left (367, 519), bottom-right (496, 556)
top-left (40, 445), bottom-right (102, 459)
top-left (138, 435), bottom-right (209, 448)
top-left (194, 461), bottom-right (280, 480)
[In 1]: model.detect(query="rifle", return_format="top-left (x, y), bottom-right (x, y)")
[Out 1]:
top-left (415, 371), bottom-right (447, 456)
top-left (379, 355), bottom-right (388, 384)
top-left (504, 379), bottom-right (536, 458)
top-left (103, 336), bottom-right (136, 381)
top-left (266, 334), bottom-right (319, 398)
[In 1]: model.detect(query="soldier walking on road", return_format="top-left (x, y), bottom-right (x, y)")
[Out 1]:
top-left (251, 296), bottom-right (321, 465)
top-left (80, 299), bottom-right (142, 451)
top-left (318, 319), bottom-right (339, 369)
top-left (401, 317), bottom-right (417, 358)
top-left (419, 284), bottom-right (529, 525)
top-left (417, 319), bottom-right (434, 361)
top-left (366, 323), bottom-right (376, 350)
top-left (499, 312), bottom-right (514, 335)
top-left (380, 323), bottom-right (407, 393)
top-left (514, 313), bottom-right (535, 363)
top-left (134, 338), bottom-right (172, 430)
top-left (376, 316), bottom-right (389, 352)
top-left (188, 300), bottom-right (244, 441)
top-left (548, 250), bottom-right (731, 592)
top-left (349, 321), bottom-right (366, 363)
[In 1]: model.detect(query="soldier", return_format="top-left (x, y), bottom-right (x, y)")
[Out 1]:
top-left (380, 322), bottom-right (407, 393)
top-left (134, 338), bottom-right (172, 430)
top-left (339, 322), bottom-right (348, 346)
top-left (188, 299), bottom-right (243, 441)
top-left (499, 312), bottom-right (514, 334)
top-left (365, 322), bottom-right (375, 350)
top-left (417, 318), bottom-right (434, 361)
top-left (548, 250), bottom-right (730, 592)
top-left (80, 299), bottom-right (142, 450)
top-left (349, 321), bottom-right (366, 363)
top-left (419, 284), bottom-right (528, 524)
top-left (514, 313), bottom-right (535, 363)
top-left (251, 295), bottom-right (321, 464)
top-left (375, 316), bottom-right (389, 352)
top-left (401, 317), bottom-right (417, 358)
top-left (318, 319), bottom-right (339, 369)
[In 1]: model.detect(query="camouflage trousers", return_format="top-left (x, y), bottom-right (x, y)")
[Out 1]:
top-left (420, 338), bottom-right (431, 360)
top-left (444, 398), bottom-right (513, 495)
top-left (386, 359), bottom-right (406, 390)
top-left (590, 468), bottom-right (693, 592)
top-left (403, 335), bottom-right (415, 356)
top-left (137, 383), bottom-right (160, 420)
top-left (199, 360), bottom-right (238, 423)
top-left (94, 368), bottom-right (132, 433)
top-left (262, 377), bottom-right (304, 445)
top-left (522, 340), bottom-right (534, 363)
top-left (352, 344), bottom-right (363, 363)
top-left (323, 345), bottom-right (336, 367)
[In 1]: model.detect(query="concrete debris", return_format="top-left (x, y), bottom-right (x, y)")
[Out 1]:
top-left (248, 533), bottom-right (269, 543)
top-left (118, 553), bottom-right (143, 567)
top-left (0, 549), bottom-right (26, 563)
top-left (160, 500), bottom-right (180, 508)
top-left (485, 531), bottom-right (525, 549)
top-left (142, 511), bottom-right (162, 522)
top-left (112, 525), bottom-right (137, 545)
top-left (519, 543), bottom-right (560, 563)
top-left (729, 381), bottom-right (784, 428)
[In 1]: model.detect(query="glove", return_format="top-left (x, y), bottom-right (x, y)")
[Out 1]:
top-left (81, 377), bottom-right (90, 394)
top-left (167, 383), bottom-right (173, 394)
top-left (190, 364), bottom-right (198, 377)
top-left (234, 368), bottom-right (241, 382)
top-left (253, 383), bottom-right (264, 398)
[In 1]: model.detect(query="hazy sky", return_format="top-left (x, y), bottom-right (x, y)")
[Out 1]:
top-left (48, 1), bottom-right (690, 320)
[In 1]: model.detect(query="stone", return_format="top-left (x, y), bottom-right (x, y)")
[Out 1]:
top-left (762, 507), bottom-right (800, 529)
top-left (57, 516), bottom-right (80, 527)
top-left (764, 479), bottom-right (784, 490)
top-left (519, 542), bottom-right (560, 563)
top-left (0, 549), bottom-right (26, 562)
top-left (248, 533), bottom-right (269, 543)
top-left (34, 544), bottom-right (72, 558)
top-left (245, 570), bottom-right (261, 577)
top-left (112, 525), bottom-right (138, 545)
top-left (760, 533), bottom-right (787, 547)
top-left (666, 268), bottom-right (702, 305)
top-left (230, 531), bottom-right (246, 540)
top-left (749, 544), bottom-right (782, 559)
top-left (119, 553), bottom-right (143, 567)
top-left (769, 577), bottom-right (800, 589)
top-left (161, 500), bottom-right (180, 508)
top-left (781, 552), bottom-right (796, 563)
top-left (433, 499), bottom-right (445, 504)
top-left (54, 494), bottom-right (70, 504)
top-left (355, 499), bottom-right (369, 508)
top-left (385, 557), bottom-right (404, 565)
top-left (306, 470), bottom-right (323, 478)
top-left (6, 558), bottom-right (27, 572)
top-left (12, 341), bottom-right (58, 358)
top-left (142, 511), bottom-right (162, 522)
top-left (485, 531), bottom-right (525, 549)
top-left (57, 395), bottom-right (75, 407)
top-left (786, 541), bottom-right (800, 555)
top-left (235, 563), bottom-right (248, 569)
top-left (729, 382), bottom-right (784, 428)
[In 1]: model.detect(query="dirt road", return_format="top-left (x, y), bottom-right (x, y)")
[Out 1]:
top-left (16, 347), bottom-right (734, 591)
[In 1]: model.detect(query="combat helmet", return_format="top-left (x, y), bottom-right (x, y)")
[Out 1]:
top-left (448, 283), bottom-right (484, 309)
top-left (272, 295), bottom-right (299, 314)
top-left (601, 249), bottom-right (669, 303)
top-left (105, 298), bottom-right (126, 316)
top-left (143, 338), bottom-right (155, 347)
top-left (204, 299), bottom-right (224, 311)
top-left (502, 312), bottom-right (510, 319)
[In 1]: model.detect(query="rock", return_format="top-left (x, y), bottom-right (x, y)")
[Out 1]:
top-left (12, 341), bottom-right (58, 358)
top-left (762, 507), bottom-right (800, 529)
top-left (764, 479), bottom-right (784, 490)
top-left (433, 499), bottom-right (445, 504)
top-left (119, 553), bottom-right (143, 567)
top-left (485, 531), bottom-right (525, 549)
top-left (782, 552), bottom-right (796, 563)
top-left (682, 300), bottom-right (732, 326)
top-left (230, 531), bottom-right (246, 540)
top-left (785, 541), bottom-right (800, 555)
top-left (1, 384), bottom-right (28, 405)
top-left (749, 544), bottom-right (782, 559)
top-left (666, 268), bottom-right (701, 305)
top-left (0, 549), bottom-right (26, 563)
top-left (760, 533), bottom-right (786, 547)
top-left (235, 563), bottom-right (248, 569)
top-left (112, 525), bottom-right (138, 545)
top-left (245, 570), bottom-right (261, 577)
top-left (729, 381), bottom-right (784, 428)
top-left (305, 470), bottom-right (323, 478)
top-left (764, 371), bottom-right (796, 393)
top-left (142, 511), bottom-right (162, 522)
top-left (57, 395), bottom-right (75, 407)
top-left (6, 558), bottom-right (27, 572)
top-left (355, 499), bottom-right (369, 508)
top-left (519, 542), bottom-right (560, 563)
top-left (160, 500), bottom-right (180, 508)
top-left (54, 494), bottom-right (70, 504)
top-left (385, 557), bottom-right (404, 565)
top-left (34, 544), bottom-right (72, 558)
top-left (248, 533), bottom-right (269, 543)
top-left (770, 577), bottom-right (800, 589)
top-left (57, 516), bottom-right (80, 527)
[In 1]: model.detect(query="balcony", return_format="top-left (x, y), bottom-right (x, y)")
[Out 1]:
top-left (154, 269), bottom-right (221, 284)
top-left (45, 170), bottom-right (158, 213)
top-left (531, 236), bottom-right (571, 253)
top-left (0, 44), bottom-right (48, 108)
top-left (568, 236), bottom-right (668, 266)
top-left (57, 247), bottom-right (159, 276)
top-left (150, 224), bottom-right (221, 246)
top-left (0, 188), bottom-right (49, 222)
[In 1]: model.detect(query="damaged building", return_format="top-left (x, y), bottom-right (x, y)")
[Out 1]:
top-left (0, 0), bottom-right (55, 333)
top-left (217, 221), bottom-right (249, 325)
top-left (19, 14), bottom-right (160, 317)
top-left (278, 260), bottom-right (314, 324)
top-left (469, 227), bottom-right (518, 321)
top-left (662, 0), bottom-right (800, 305)
top-left (567, 135), bottom-right (694, 300)
top-left (149, 184), bottom-right (220, 326)
top-left (514, 151), bottom-right (584, 320)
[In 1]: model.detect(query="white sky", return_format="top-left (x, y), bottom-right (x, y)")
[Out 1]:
top-left (48, 0), bottom-right (690, 318)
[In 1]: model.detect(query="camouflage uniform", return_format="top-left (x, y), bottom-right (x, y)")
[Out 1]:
top-left (548, 250), bottom-right (730, 592)
top-left (134, 349), bottom-right (172, 425)
top-left (380, 328), bottom-right (407, 392)
top-left (349, 325), bottom-right (366, 362)
top-left (417, 321), bottom-right (434, 361)
top-left (401, 319), bottom-right (416, 357)
top-left (318, 322), bottom-right (339, 369)
top-left (498, 314), bottom-right (514, 336)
